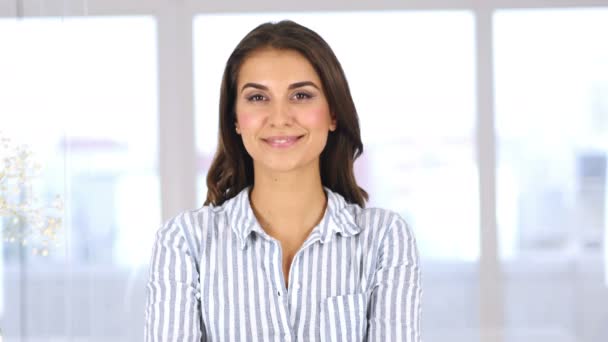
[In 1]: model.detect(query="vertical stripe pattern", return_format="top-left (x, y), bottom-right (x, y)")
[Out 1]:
top-left (144, 186), bottom-right (422, 341)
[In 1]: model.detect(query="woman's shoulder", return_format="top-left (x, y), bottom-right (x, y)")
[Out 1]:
top-left (152, 204), bottom-right (226, 257)
top-left (159, 204), bottom-right (225, 237)
top-left (353, 205), bottom-right (410, 230)
top-left (327, 187), bottom-right (414, 240)
top-left (349, 205), bottom-right (416, 244)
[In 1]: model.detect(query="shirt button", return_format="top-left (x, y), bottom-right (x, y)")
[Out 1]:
top-left (294, 283), bottom-right (301, 291)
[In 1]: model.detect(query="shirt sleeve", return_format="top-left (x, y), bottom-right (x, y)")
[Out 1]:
top-left (366, 214), bottom-right (422, 342)
top-left (144, 214), bottom-right (205, 341)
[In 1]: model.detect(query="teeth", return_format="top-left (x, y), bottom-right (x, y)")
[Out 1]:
top-left (268, 137), bottom-right (296, 144)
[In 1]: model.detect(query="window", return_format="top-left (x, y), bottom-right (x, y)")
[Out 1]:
top-left (0, 16), bottom-right (159, 340)
top-left (495, 8), bottom-right (608, 341)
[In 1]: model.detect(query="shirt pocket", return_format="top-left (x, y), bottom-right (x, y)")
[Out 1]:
top-left (320, 292), bottom-right (368, 342)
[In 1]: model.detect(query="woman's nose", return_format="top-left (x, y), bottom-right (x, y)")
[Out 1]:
top-left (268, 100), bottom-right (293, 127)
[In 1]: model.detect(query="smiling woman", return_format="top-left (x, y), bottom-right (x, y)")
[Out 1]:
top-left (205, 21), bottom-right (367, 208)
top-left (144, 20), bottom-right (422, 342)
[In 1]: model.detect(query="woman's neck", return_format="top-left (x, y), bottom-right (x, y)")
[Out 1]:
top-left (249, 165), bottom-right (327, 243)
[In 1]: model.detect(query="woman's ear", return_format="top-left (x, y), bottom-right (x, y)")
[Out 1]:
top-left (329, 116), bottom-right (337, 132)
top-left (235, 121), bottom-right (241, 134)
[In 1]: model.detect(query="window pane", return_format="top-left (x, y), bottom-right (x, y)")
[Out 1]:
top-left (0, 17), bottom-right (159, 341)
top-left (495, 8), bottom-right (608, 342)
top-left (194, 11), bottom-right (478, 341)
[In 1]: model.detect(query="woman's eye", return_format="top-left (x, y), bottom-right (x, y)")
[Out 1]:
top-left (293, 92), bottom-right (312, 100)
top-left (247, 94), bottom-right (266, 102)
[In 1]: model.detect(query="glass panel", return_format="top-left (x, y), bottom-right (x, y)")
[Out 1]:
top-left (0, 17), bottom-right (159, 341)
top-left (495, 8), bottom-right (608, 342)
top-left (194, 11), bottom-right (478, 341)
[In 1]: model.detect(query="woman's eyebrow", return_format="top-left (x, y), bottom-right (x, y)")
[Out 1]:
top-left (288, 81), bottom-right (320, 90)
top-left (240, 82), bottom-right (268, 93)
top-left (240, 81), bottom-right (320, 93)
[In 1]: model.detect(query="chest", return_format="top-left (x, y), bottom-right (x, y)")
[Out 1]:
top-left (197, 234), bottom-right (375, 341)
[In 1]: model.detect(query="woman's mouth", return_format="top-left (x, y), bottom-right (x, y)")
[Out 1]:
top-left (262, 135), bottom-right (305, 148)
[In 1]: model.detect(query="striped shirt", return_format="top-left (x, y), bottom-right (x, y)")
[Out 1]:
top-left (144, 186), bottom-right (422, 341)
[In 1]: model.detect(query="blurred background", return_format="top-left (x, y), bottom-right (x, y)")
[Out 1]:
top-left (1, 0), bottom-right (607, 341)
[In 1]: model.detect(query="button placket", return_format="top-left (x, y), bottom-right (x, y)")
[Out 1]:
top-left (270, 239), bottom-right (293, 339)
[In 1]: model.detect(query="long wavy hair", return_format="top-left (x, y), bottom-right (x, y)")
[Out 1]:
top-left (204, 20), bottom-right (368, 207)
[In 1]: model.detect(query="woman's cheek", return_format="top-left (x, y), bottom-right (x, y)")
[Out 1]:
top-left (299, 107), bottom-right (332, 128)
top-left (236, 111), bottom-right (261, 131)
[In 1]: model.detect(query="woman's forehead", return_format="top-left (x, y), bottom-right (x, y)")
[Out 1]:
top-left (237, 48), bottom-right (321, 86)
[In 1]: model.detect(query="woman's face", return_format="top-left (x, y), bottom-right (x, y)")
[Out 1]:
top-left (235, 48), bottom-right (336, 175)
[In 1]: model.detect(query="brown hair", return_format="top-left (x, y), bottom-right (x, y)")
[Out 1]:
top-left (204, 20), bottom-right (368, 207)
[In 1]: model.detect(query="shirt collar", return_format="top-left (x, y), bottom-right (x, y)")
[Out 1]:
top-left (223, 186), bottom-right (362, 250)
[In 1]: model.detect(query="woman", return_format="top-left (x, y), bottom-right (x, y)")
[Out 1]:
top-left (145, 20), bottom-right (421, 342)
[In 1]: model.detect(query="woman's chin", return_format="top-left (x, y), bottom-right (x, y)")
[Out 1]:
top-left (255, 158), bottom-right (318, 176)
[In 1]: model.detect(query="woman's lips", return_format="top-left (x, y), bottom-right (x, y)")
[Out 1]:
top-left (262, 135), bottom-right (304, 148)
